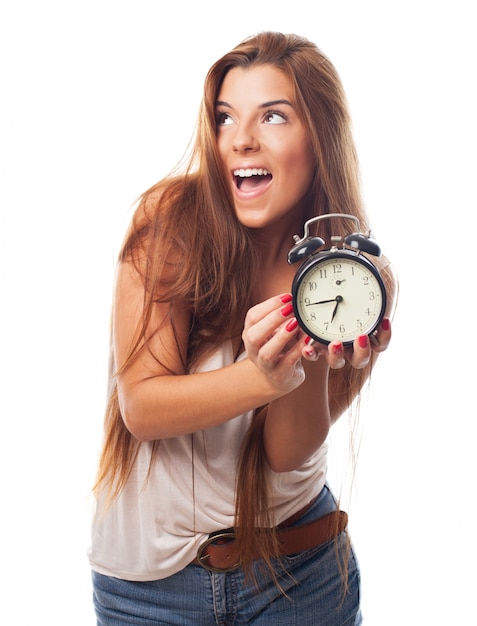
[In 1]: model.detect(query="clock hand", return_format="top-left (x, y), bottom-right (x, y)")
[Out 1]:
top-left (330, 295), bottom-right (343, 323)
top-left (306, 298), bottom-right (337, 305)
top-left (330, 302), bottom-right (339, 323)
top-left (335, 279), bottom-right (346, 285)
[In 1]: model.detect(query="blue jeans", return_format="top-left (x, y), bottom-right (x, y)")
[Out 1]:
top-left (92, 485), bottom-right (362, 625)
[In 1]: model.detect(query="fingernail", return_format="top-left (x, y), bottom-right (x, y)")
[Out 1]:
top-left (280, 303), bottom-right (294, 317)
top-left (304, 335), bottom-right (313, 345)
top-left (359, 335), bottom-right (368, 349)
top-left (305, 348), bottom-right (317, 359)
top-left (332, 341), bottom-right (343, 355)
top-left (381, 318), bottom-right (390, 331)
top-left (286, 318), bottom-right (299, 332)
top-left (280, 293), bottom-right (293, 304)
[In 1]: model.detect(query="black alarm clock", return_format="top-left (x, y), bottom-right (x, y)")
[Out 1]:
top-left (288, 214), bottom-right (387, 346)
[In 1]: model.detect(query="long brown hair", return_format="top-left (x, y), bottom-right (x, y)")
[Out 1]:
top-left (94, 31), bottom-right (397, 575)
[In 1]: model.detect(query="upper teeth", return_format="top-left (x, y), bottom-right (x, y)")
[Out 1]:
top-left (234, 168), bottom-right (270, 177)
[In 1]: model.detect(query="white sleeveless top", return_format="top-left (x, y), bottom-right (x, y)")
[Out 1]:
top-left (88, 341), bottom-right (328, 581)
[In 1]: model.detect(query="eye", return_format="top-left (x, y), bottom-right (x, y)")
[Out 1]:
top-left (263, 110), bottom-right (288, 125)
top-left (216, 111), bottom-right (234, 126)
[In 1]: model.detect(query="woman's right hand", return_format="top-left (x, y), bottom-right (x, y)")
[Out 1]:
top-left (242, 294), bottom-right (306, 395)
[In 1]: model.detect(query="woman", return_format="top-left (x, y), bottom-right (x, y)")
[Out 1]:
top-left (89, 31), bottom-right (397, 625)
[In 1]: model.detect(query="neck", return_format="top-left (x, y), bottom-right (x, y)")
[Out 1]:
top-left (250, 226), bottom-right (302, 303)
top-left (250, 216), bottom-right (304, 267)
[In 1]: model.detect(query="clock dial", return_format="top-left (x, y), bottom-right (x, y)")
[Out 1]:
top-left (293, 253), bottom-right (386, 345)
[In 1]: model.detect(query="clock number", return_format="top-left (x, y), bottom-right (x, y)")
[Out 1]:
top-left (363, 275), bottom-right (369, 286)
top-left (308, 281), bottom-right (318, 291)
top-left (333, 264), bottom-right (342, 274)
top-left (369, 291), bottom-right (376, 301)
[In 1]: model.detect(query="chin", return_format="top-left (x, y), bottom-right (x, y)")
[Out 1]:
top-left (235, 214), bottom-right (271, 230)
top-left (234, 205), bottom-right (297, 233)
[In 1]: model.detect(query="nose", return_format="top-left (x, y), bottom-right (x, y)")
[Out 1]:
top-left (232, 126), bottom-right (260, 153)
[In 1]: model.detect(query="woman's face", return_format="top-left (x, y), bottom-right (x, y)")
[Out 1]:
top-left (216, 64), bottom-right (315, 232)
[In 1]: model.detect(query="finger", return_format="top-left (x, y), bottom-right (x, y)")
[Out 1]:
top-left (369, 318), bottom-right (392, 353)
top-left (243, 294), bottom-right (293, 330)
top-left (327, 341), bottom-right (346, 369)
top-left (302, 336), bottom-right (321, 362)
top-left (243, 295), bottom-right (295, 352)
top-left (256, 317), bottom-right (303, 367)
top-left (347, 334), bottom-right (372, 369)
top-left (302, 341), bottom-right (318, 361)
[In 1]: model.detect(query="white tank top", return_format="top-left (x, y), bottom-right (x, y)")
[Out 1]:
top-left (88, 341), bottom-right (328, 581)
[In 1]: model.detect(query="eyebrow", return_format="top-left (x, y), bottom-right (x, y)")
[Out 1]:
top-left (215, 99), bottom-right (293, 109)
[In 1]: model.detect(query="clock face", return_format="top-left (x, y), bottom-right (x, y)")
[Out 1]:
top-left (292, 252), bottom-right (386, 345)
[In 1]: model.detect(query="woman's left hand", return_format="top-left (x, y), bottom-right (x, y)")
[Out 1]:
top-left (301, 318), bottom-right (392, 370)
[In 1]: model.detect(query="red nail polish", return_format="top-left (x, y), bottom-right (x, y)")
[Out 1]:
top-left (381, 318), bottom-right (390, 331)
top-left (304, 335), bottom-right (312, 345)
top-left (286, 318), bottom-right (299, 332)
top-left (359, 335), bottom-right (368, 349)
top-left (332, 341), bottom-right (343, 355)
top-left (280, 293), bottom-right (293, 304)
top-left (280, 303), bottom-right (294, 317)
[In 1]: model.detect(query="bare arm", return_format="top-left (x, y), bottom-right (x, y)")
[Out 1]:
top-left (243, 296), bottom-right (393, 473)
top-left (263, 357), bottom-right (331, 472)
top-left (113, 262), bottom-right (303, 441)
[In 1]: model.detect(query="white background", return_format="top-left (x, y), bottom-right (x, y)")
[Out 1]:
top-left (1, 1), bottom-right (475, 624)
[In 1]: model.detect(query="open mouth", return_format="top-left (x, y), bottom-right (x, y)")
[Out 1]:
top-left (233, 168), bottom-right (272, 192)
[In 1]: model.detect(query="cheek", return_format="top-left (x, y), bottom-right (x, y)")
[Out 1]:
top-left (282, 133), bottom-right (313, 169)
top-left (286, 144), bottom-right (315, 192)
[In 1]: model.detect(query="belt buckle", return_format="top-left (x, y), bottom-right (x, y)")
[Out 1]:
top-left (196, 531), bottom-right (240, 573)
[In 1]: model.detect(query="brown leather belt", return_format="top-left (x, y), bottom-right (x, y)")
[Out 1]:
top-left (193, 508), bottom-right (348, 573)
